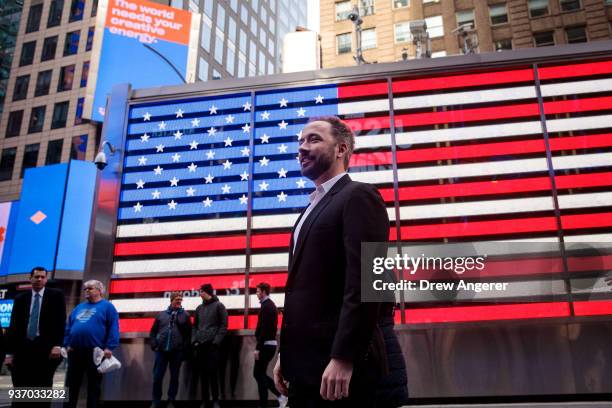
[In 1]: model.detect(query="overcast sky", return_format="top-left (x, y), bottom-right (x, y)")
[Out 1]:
top-left (307, 0), bottom-right (320, 32)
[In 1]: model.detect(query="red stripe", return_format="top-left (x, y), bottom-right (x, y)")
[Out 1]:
top-left (394, 103), bottom-right (539, 127)
top-left (573, 300), bottom-right (612, 317)
top-left (119, 315), bottom-right (258, 333)
top-left (403, 302), bottom-right (570, 323)
top-left (392, 69), bottom-right (534, 94)
top-left (561, 212), bottom-right (612, 230)
top-left (544, 96), bottom-right (612, 115)
top-left (567, 254), bottom-right (612, 273)
top-left (538, 60), bottom-right (612, 80)
top-left (110, 272), bottom-right (288, 294)
top-left (337, 82), bottom-right (388, 98)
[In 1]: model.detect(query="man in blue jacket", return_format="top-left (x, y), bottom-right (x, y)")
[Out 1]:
top-left (64, 280), bottom-right (119, 408)
top-left (150, 291), bottom-right (191, 408)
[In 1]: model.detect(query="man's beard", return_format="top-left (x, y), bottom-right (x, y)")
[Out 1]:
top-left (300, 147), bottom-right (335, 180)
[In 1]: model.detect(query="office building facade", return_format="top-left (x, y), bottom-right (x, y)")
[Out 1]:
top-left (0, 0), bottom-right (307, 202)
top-left (320, 0), bottom-right (612, 68)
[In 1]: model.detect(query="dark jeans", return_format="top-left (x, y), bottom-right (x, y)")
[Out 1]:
top-left (152, 350), bottom-right (183, 405)
top-left (253, 345), bottom-right (280, 407)
top-left (196, 342), bottom-right (220, 407)
top-left (64, 348), bottom-right (103, 408)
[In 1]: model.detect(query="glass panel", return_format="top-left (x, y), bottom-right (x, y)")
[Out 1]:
top-left (560, 0), bottom-right (580, 11)
top-left (336, 32), bottom-right (351, 54)
top-left (199, 57), bottom-right (209, 80)
top-left (456, 9), bottom-right (475, 27)
top-left (81, 61), bottom-right (90, 87)
top-left (335, 1), bottom-right (351, 21)
top-left (490, 4), bottom-right (508, 24)
top-left (425, 15), bottom-right (444, 38)
top-left (47, 0), bottom-right (64, 27)
top-left (494, 38), bottom-right (512, 50)
top-left (58, 65), bottom-right (75, 92)
top-left (45, 139), bottom-right (64, 165)
top-left (361, 28), bottom-right (376, 50)
top-left (215, 31), bottom-right (225, 64)
top-left (26, 4), bottom-right (43, 33)
top-left (534, 30), bottom-right (555, 46)
top-left (0, 148), bottom-right (17, 181)
top-left (41, 36), bottom-right (58, 61)
top-left (92, 0), bottom-right (98, 16)
top-left (69, 0), bottom-right (85, 22)
top-left (13, 75), bottom-right (29, 101)
top-left (5, 111), bottom-right (23, 138)
top-left (51, 101), bottom-right (70, 129)
top-left (393, 0), bottom-right (409, 7)
top-left (228, 17), bottom-right (236, 43)
top-left (19, 41), bottom-right (36, 66)
top-left (71, 135), bottom-right (88, 160)
top-left (35, 70), bottom-right (52, 96)
top-left (528, 0), bottom-right (549, 17)
top-left (566, 26), bottom-right (587, 43)
top-left (204, 0), bottom-right (213, 17)
top-left (360, 0), bottom-right (374, 15)
top-left (86, 26), bottom-right (95, 51)
top-left (28, 106), bottom-right (46, 133)
top-left (201, 15), bottom-right (212, 52)
top-left (217, 4), bottom-right (226, 31)
top-left (21, 143), bottom-right (40, 178)
top-left (64, 30), bottom-right (80, 56)
top-left (74, 97), bottom-right (85, 125)
top-left (395, 22), bottom-right (411, 43)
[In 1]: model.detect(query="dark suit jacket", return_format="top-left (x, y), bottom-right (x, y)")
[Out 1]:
top-left (280, 174), bottom-right (389, 387)
top-left (255, 297), bottom-right (278, 351)
top-left (6, 287), bottom-right (66, 355)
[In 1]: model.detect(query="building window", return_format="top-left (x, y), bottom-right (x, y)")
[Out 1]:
top-left (51, 102), bottom-right (70, 129)
top-left (48, 0), bottom-right (64, 27)
top-left (20, 41), bottom-right (36, 67)
top-left (495, 38), bottom-right (512, 50)
top-left (240, 4), bottom-right (248, 24)
top-left (361, 28), bottom-right (377, 50)
top-left (214, 33), bottom-right (225, 64)
top-left (336, 1), bottom-right (352, 21)
top-left (69, 0), bottom-right (84, 21)
top-left (201, 15), bottom-right (212, 52)
top-left (431, 50), bottom-right (447, 57)
top-left (81, 61), bottom-right (89, 87)
top-left (566, 25), bottom-right (587, 42)
top-left (560, 0), bottom-right (581, 10)
top-left (86, 27), bottom-right (95, 51)
top-left (41, 36), bottom-right (58, 61)
top-left (71, 135), bottom-right (88, 160)
top-left (46, 139), bottom-right (64, 165)
top-left (456, 9), bottom-right (475, 27)
top-left (198, 57), bottom-right (209, 80)
top-left (58, 65), bottom-right (75, 92)
top-left (5, 111), bottom-right (23, 138)
top-left (425, 15), bottom-right (444, 38)
top-left (217, 4), bottom-right (226, 31)
top-left (212, 69), bottom-right (222, 80)
top-left (394, 22), bottom-right (411, 43)
top-left (75, 97), bottom-right (85, 125)
top-left (534, 30), bottom-right (555, 46)
top-left (360, 0), bottom-right (375, 15)
top-left (28, 106), bottom-right (46, 133)
top-left (92, 0), bottom-right (98, 16)
top-left (336, 32), bottom-right (352, 54)
top-left (35, 70), bottom-right (52, 96)
top-left (489, 4), bottom-right (508, 24)
top-left (13, 75), bottom-right (30, 101)
top-left (25, 3), bottom-right (43, 33)
top-left (21, 144), bottom-right (40, 178)
top-left (528, 0), bottom-right (549, 17)
top-left (64, 30), bottom-right (80, 56)
top-left (0, 148), bottom-right (17, 181)
top-left (393, 0), bottom-right (409, 8)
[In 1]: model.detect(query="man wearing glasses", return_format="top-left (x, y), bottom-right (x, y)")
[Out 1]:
top-left (64, 280), bottom-right (119, 408)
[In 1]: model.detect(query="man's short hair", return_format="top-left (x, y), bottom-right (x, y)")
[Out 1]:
top-left (308, 116), bottom-right (355, 169)
top-left (30, 266), bottom-right (48, 277)
top-left (256, 282), bottom-right (271, 296)
top-left (170, 291), bottom-right (183, 301)
top-left (200, 283), bottom-right (214, 296)
top-left (84, 280), bottom-right (105, 296)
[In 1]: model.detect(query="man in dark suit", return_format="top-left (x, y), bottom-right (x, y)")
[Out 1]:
top-left (273, 116), bottom-right (389, 407)
top-left (5, 266), bottom-right (66, 387)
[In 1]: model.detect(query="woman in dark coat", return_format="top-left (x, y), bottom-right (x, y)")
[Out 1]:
top-left (376, 303), bottom-right (409, 407)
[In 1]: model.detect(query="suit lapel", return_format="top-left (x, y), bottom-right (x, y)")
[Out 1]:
top-left (288, 174), bottom-right (351, 276)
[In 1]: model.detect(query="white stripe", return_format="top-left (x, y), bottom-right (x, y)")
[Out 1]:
top-left (252, 213), bottom-right (299, 230)
top-left (338, 99), bottom-right (390, 115)
top-left (395, 121), bottom-right (543, 146)
top-left (117, 217), bottom-right (247, 238)
top-left (558, 192), bottom-right (612, 210)
top-left (114, 254), bottom-right (246, 275)
top-left (552, 152), bottom-right (612, 171)
top-left (398, 195), bottom-right (555, 221)
top-left (541, 78), bottom-right (612, 98)
top-left (564, 234), bottom-right (612, 243)
top-left (355, 133), bottom-right (392, 150)
top-left (403, 279), bottom-right (567, 303)
top-left (251, 253), bottom-right (288, 270)
top-left (547, 114), bottom-right (612, 134)
top-left (393, 86), bottom-right (537, 110)
top-left (112, 293), bottom-right (286, 313)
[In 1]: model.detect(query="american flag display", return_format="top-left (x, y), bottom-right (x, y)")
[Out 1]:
top-left (109, 58), bottom-right (612, 333)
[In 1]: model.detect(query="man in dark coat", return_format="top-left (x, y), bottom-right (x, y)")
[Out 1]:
top-left (193, 283), bottom-right (228, 408)
top-left (273, 116), bottom-right (389, 407)
top-left (5, 266), bottom-right (66, 388)
top-left (253, 282), bottom-right (286, 408)
top-left (150, 291), bottom-right (192, 408)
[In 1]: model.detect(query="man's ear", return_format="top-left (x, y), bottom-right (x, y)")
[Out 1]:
top-left (337, 142), bottom-right (348, 159)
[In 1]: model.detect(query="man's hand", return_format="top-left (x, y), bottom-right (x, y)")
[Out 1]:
top-left (50, 346), bottom-right (62, 359)
top-left (273, 357), bottom-right (289, 396)
top-left (103, 349), bottom-right (113, 359)
top-left (320, 358), bottom-right (353, 401)
top-left (4, 356), bottom-right (13, 366)
top-left (254, 350), bottom-right (260, 360)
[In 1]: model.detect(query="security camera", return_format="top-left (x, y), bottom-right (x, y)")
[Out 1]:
top-left (348, 11), bottom-right (359, 21)
top-left (94, 151), bottom-right (108, 170)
